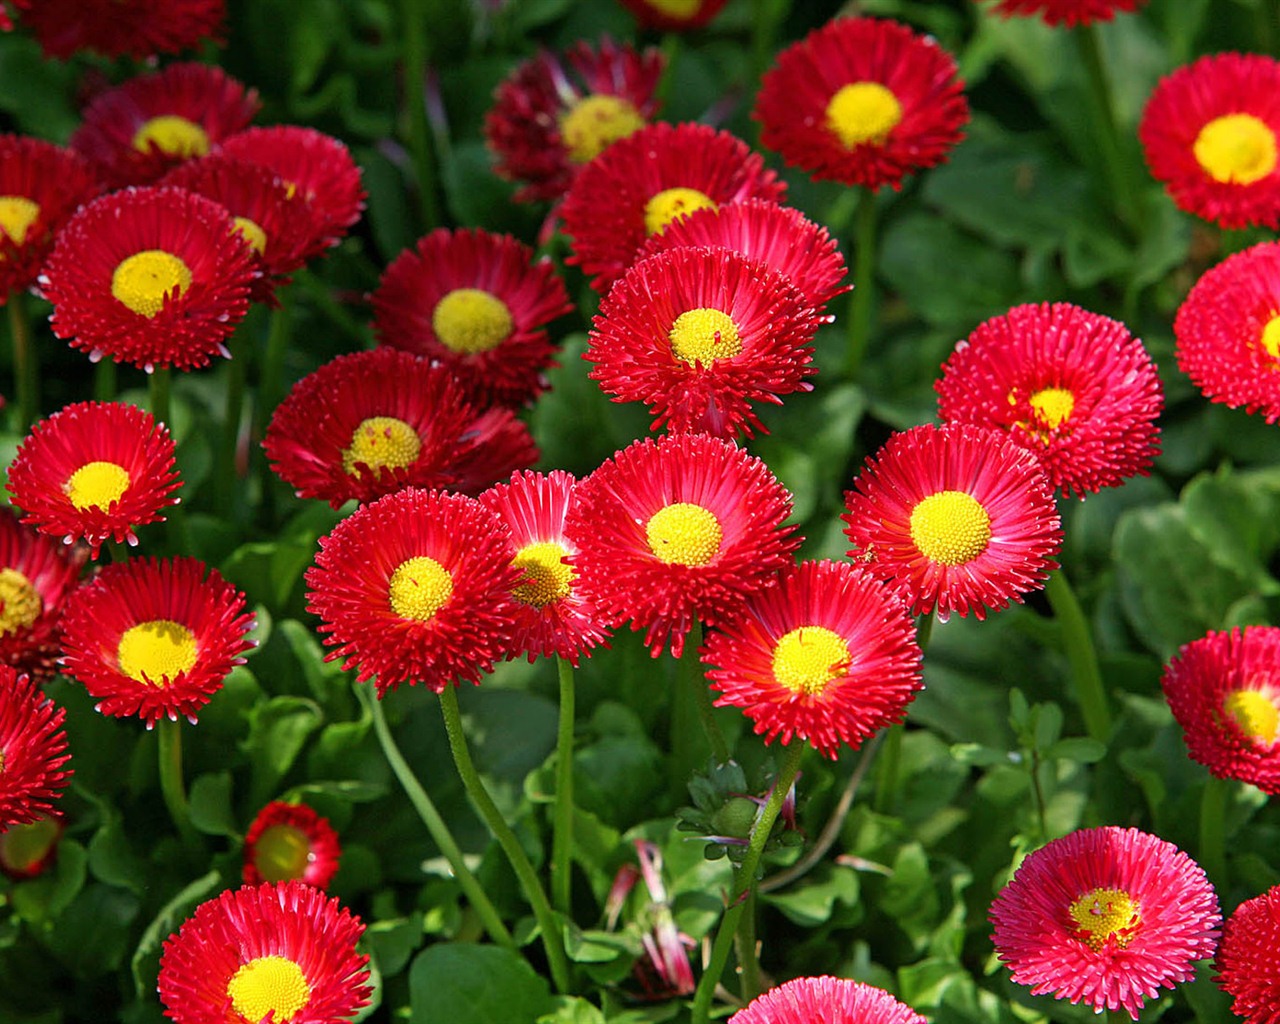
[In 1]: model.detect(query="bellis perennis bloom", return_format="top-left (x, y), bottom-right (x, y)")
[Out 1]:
top-left (242, 801), bottom-right (341, 890)
top-left (0, 666), bottom-right (72, 828)
top-left (977, 0), bottom-right (1148, 27)
top-left (730, 976), bottom-right (926, 1024)
top-left (1216, 884), bottom-right (1280, 1024)
top-left (0, 509), bottom-right (83, 683)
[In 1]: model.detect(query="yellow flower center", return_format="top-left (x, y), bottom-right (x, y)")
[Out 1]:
top-left (111, 250), bottom-right (192, 319)
top-left (560, 94), bottom-right (646, 164)
top-left (132, 114), bottom-right (211, 159)
top-left (341, 416), bottom-right (422, 476)
top-left (64, 460), bottom-right (131, 511)
top-left (0, 568), bottom-right (42, 636)
top-left (1223, 689), bottom-right (1280, 745)
top-left (253, 823), bottom-right (312, 882)
top-left (909, 490), bottom-right (992, 566)
top-left (232, 216), bottom-right (268, 256)
top-left (512, 540), bottom-right (574, 608)
top-left (432, 288), bottom-right (514, 355)
top-left (826, 81), bottom-right (903, 148)
top-left (388, 556), bottom-right (453, 621)
top-left (226, 955), bottom-right (311, 1024)
top-left (1258, 314), bottom-right (1280, 359)
top-left (1068, 887), bottom-right (1141, 951)
top-left (0, 195), bottom-right (40, 246)
top-left (643, 187), bottom-right (717, 235)
top-left (772, 626), bottom-right (851, 696)
top-left (1194, 113), bottom-right (1278, 185)
top-left (1029, 387), bottom-right (1075, 431)
top-left (645, 0), bottom-right (700, 14)
top-left (117, 619), bottom-right (198, 685)
top-left (668, 307), bottom-right (742, 366)
top-left (645, 502), bottom-right (722, 566)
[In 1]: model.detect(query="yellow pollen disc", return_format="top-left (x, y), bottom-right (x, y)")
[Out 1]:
top-left (1029, 387), bottom-right (1075, 431)
top-left (669, 307), bottom-right (743, 366)
top-left (560, 94), bottom-right (646, 164)
top-left (0, 195), bottom-right (40, 246)
top-left (643, 187), bottom-right (717, 235)
top-left (388, 556), bottom-right (453, 621)
top-left (0, 568), bottom-right (42, 636)
top-left (1224, 689), bottom-right (1280, 745)
top-left (645, 502), bottom-right (722, 566)
top-left (646, 0), bottom-right (700, 14)
top-left (64, 460), bottom-right (131, 511)
top-left (909, 490), bottom-right (992, 567)
top-left (232, 216), bottom-right (268, 256)
top-left (227, 955), bottom-right (311, 1024)
top-left (1068, 888), bottom-right (1141, 951)
top-left (1194, 113), bottom-right (1278, 185)
top-left (512, 540), bottom-right (574, 608)
top-left (432, 288), bottom-right (514, 355)
top-left (1258, 314), bottom-right (1280, 359)
top-left (117, 619), bottom-right (198, 685)
top-left (772, 626), bottom-right (851, 697)
top-left (253, 824), bottom-right (312, 882)
top-left (110, 250), bottom-right (192, 319)
top-left (341, 416), bottom-right (422, 476)
top-left (826, 81), bottom-right (903, 148)
top-left (131, 114), bottom-right (210, 159)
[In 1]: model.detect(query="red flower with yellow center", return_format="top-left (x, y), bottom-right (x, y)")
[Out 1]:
top-left (242, 801), bottom-right (341, 890)
top-left (0, 509), bottom-right (83, 684)
top-left (1215, 884), bottom-right (1280, 1024)
top-left (729, 976), bottom-right (927, 1024)
top-left (615, 0), bottom-right (729, 30)
top-left (0, 816), bottom-right (63, 880)
top-left (0, 666), bottom-right (72, 828)
top-left (9, 0), bottom-right (225, 60)
top-left (976, 0), bottom-right (1147, 27)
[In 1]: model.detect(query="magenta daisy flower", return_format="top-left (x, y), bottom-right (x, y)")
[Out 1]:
top-left (978, 0), bottom-right (1148, 27)
top-left (0, 666), bottom-right (72, 827)
top-left (730, 976), bottom-right (926, 1024)
top-left (1215, 885), bottom-right (1280, 1024)
top-left (615, 0), bottom-right (730, 31)
top-left (10, 0), bottom-right (225, 60)
top-left (242, 800), bottom-right (341, 890)
top-left (0, 509), bottom-right (84, 683)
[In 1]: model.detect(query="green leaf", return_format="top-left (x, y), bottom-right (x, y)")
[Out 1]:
top-left (1046, 738), bottom-right (1107, 764)
top-left (761, 864), bottom-right (860, 927)
top-left (408, 944), bottom-right (553, 1024)
top-left (366, 913), bottom-right (424, 979)
top-left (45, 885), bottom-right (140, 978)
top-left (243, 695), bottom-right (325, 806)
top-left (86, 815), bottom-right (148, 895)
top-left (188, 772), bottom-right (239, 837)
top-left (131, 870), bottom-right (223, 998)
top-left (11, 840), bottom-right (87, 926)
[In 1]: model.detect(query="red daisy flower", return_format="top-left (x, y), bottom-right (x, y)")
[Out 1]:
top-left (636, 198), bottom-right (850, 315)
top-left (219, 126), bottom-right (366, 261)
top-left (842, 423), bottom-right (1062, 620)
top-left (8, 401), bottom-right (181, 557)
top-left (71, 63), bottom-right (258, 189)
top-left (0, 816), bottom-right (63, 880)
top-left (1140, 53), bottom-right (1280, 230)
top-left (560, 121), bottom-right (786, 294)
top-left (0, 666), bottom-right (72, 828)
top-left (40, 186), bottom-right (255, 372)
top-left (485, 36), bottom-right (665, 204)
top-left (305, 488), bottom-right (519, 696)
top-left (614, 0), bottom-right (729, 31)
top-left (10, 0), bottom-right (225, 60)
top-left (1174, 242), bottom-right (1280, 423)
top-left (753, 17), bottom-right (969, 192)
top-left (0, 135), bottom-right (100, 302)
top-left (0, 509), bottom-right (83, 683)
top-left (1161, 626), bottom-right (1280, 794)
top-left (479, 469), bottom-right (612, 665)
top-left (264, 348), bottom-right (537, 508)
top-left (990, 826), bottom-right (1221, 1020)
top-left (158, 880), bottom-right (371, 1024)
top-left (242, 800), bottom-right (341, 890)
top-left (58, 556), bottom-right (255, 727)
top-left (1216, 884), bottom-right (1280, 1024)
top-left (976, 0), bottom-right (1147, 27)
top-left (372, 227), bottom-right (573, 408)
top-left (729, 977), bottom-right (926, 1024)
top-left (564, 433), bottom-right (800, 658)
top-left (702, 560), bottom-right (922, 758)
top-left (935, 303), bottom-right (1163, 499)
top-left (586, 245), bottom-right (820, 439)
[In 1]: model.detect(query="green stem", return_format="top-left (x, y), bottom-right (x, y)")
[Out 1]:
top-left (689, 740), bottom-right (805, 1024)
top-left (439, 685), bottom-right (571, 994)
top-left (255, 293), bottom-right (291, 443)
top-left (216, 311), bottom-right (257, 520)
top-left (845, 186), bottom-right (878, 379)
top-left (735, 889), bottom-right (762, 1002)
top-left (1075, 24), bottom-right (1141, 233)
top-left (655, 33), bottom-right (682, 106)
top-left (148, 366), bottom-right (171, 427)
top-left (551, 656), bottom-right (576, 917)
top-left (673, 622), bottom-right (730, 797)
top-left (400, 0), bottom-right (441, 230)
top-left (358, 685), bottom-right (516, 950)
top-left (7, 291), bottom-right (37, 430)
top-left (1044, 569), bottom-right (1112, 743)
top-left (872, 723), bottom-right (902, 814)
top-left (106, 540), bottom-right (131, 564)
top-left (156, 718), bottom-right (199, 851)
top-left (94, 358), bottom-right (117, 403)
top-left (1198, 774), bottom-right (1227, 888)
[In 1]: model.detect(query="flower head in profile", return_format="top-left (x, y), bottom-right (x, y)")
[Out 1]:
top-left (59, 557), bottom-right (255, 727)
top-left (977, 0), bottom-right (1147, 27)
top-left (729, 976), bottom-right (927, 1024)
top-left (264, 348), bottom-right (538, 507)
top-left (158, 881), bottom-right (371, 1024)
top-left (9, 0), bottom-right (225, 60)
top-left (990, 826), bottom-right (1221, 1020)
top-left (0, 509), bottom-right (83, 683)
top-left (843, 423), bottom-right (1062, 620)
top-left (754, 17), bottom-right (969, 192)
top-left (0, 666), bottom-right (72, 828)
top-left (40, 186), bottom-right (255, 372)
top-left (565, 433), bottom-right (800, 658)
top-left (1140, 53), bottom-right (1280, 229)
top-left (242, 801), bottom-right (341, 890)
top-left (0, 816), bottom-right (64, 880)
top-left (703, 560), bottom-right (922, 758)
top-left (615, 0), bottom-right (729, 30)
top-left (560, 121), bottom-right (786, 293)
top-left (71, 63), bottom-right (258, 188)
top-left (8, 401), bottom-right (181, 557)
top-left (1215, 884), bottom-right (1280, 1024)
top-left (936, 303), bottom-right (1163, 498)
top-left (1161, 626), bottom-right (1280, 794)
top-left (305, 488), bottom-right (519, 696)
top-left (372, 227), bottom-right (573, 408)
top-left (485, 37), bottom-right (665, 204)
top-left (1174, 242), bottom-right (1280, 423)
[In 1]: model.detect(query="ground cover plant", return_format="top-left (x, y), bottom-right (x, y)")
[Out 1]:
top-left (1, 0), bottom-right (1279, 1021)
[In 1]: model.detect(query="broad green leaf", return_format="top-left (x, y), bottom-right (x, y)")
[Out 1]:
top-left (243, 696), bottom-right (325, 806)
top-left (188, 772), bottom-right (239, 837)
top-left (408, 944), bottom-right (553, 1024)
top-left (130, 870), bottom-right (223, 998)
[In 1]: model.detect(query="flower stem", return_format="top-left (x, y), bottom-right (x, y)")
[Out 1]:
top-left (358, 684), bottom-right (516, 951)
top-left (156, 717), bottom-right (199, 852)
top-left (734, 889), bottom-right (762, 1002)
top-left (94, 358), bottom-right (117, 403)
top-left (673, 621), bottom-right (730, 797)
top-left (872, 723), bottom-right (902, 814)
top-left (1075, 24), bottom-right (1141, 233)
top-left (148, 366), bottom-right (171, 428)
top-left (689, 740), bottom-right (805, 1024)
top-left (7, 290), bottom-right (38, 430)
top-left (551, 655), bottom-right (576, 917)
top-left (438, 685), bottom-right (572, 994)
top-left (400, 0), bottom-right (441, 231)
top-left (1198, 774), bottom-right (1227, 887)
top-left (1044, 568), bottom-right (1112, 743)
top-left (845, 186), bottom-right (878, 379)
top-left (215, 310), bottom-right (258, 520)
